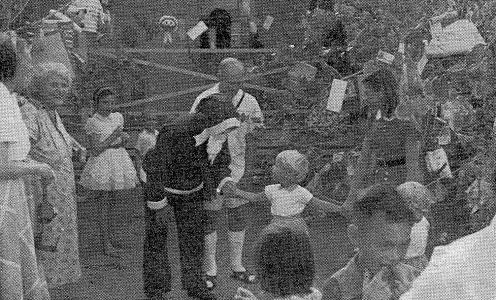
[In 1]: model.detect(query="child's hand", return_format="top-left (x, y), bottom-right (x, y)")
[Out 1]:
top-left (389, 263), bottom-right (420, 298)
top-left (234, 287), bottom-right (258, 300)
top-left (221, 181), bottom-right (237, 198)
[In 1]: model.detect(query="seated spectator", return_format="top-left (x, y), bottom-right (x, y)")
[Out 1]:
top-left (234, 224), bottom-right (322, 300)
top-left (322, 183), bottom-right (423, 300)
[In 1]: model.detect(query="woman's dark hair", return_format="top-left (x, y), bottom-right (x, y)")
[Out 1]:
top-left (93, 87), bottom-right (115, 111)
top-left (200, 8), bottom-right (232, 49)
top-left (363, 68), bottom-right (399, 118)
top-left (0, 39), bottom-right (17, 81)
top-left (256, 226), bottom-right (315, 297)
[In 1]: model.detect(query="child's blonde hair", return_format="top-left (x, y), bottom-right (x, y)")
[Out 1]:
top-left (274, 150), bottom-right (309, 184)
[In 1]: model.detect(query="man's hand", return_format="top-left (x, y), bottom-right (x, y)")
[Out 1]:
top-left (363, 267), bottom-right (394, 300)
top-left (389, 263), bottom-right (420, 299)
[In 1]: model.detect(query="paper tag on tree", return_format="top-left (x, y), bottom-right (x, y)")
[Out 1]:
top-left (241, 0), bottom-right (251, 16)
top-left (417, 54), bottom-right (428, 75)
top-left (187, 21), bottom-right (208, 40)
top-left (249, 21), bottom-right (258, 33)
top-left (263, 15), bottom-right (274, 30)
top-left (333, 152), bottom-right (344, 162)
top-left (326, 79), bottom-right (348, 112)
top-left (377, 50), bottom-right (395, 64)
top-left (425, 148), bottom-right (452, 178)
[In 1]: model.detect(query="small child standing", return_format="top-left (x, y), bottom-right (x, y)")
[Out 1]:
top-left (79, 87), bottom-right (139, 256)
top-left (235, 225), bottom-right (322, 300)
top-left (134, 113), bottom-right (159, 184)
top-left (233, 150), bottom-right (342, 234)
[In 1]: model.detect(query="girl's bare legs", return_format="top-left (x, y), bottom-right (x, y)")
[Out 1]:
top-left (97, 190), bottom-right (121, 256)
top-left (107, 190), bottom-right (125, 249)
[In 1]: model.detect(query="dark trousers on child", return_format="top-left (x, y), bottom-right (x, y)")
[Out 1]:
top-left (142, 181), bottom-right (208, 297)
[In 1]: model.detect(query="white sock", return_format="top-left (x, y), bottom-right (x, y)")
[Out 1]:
top-left (228, 230), bottom-right (246, 273)
top-left (204, 231), bottom-right (218, 277)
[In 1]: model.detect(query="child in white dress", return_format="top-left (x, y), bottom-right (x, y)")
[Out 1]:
top-left (233, 150), bottom-right (342, 234)
top-left (79, 87), bottom-right (138, 256)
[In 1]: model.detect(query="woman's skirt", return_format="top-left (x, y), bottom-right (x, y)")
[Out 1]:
top-left (79, 147), bottom-right (139, 191)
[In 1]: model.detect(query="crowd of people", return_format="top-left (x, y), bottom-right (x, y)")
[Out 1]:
top-left (1, 7), bottom-right (496, 300)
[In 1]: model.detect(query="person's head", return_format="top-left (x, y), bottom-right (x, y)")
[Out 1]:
top-left (0, 34), bottom-right (17, 83)
top-left (93, 87), bottom-right (116, 116)
top-left (363, 68), bottom-right (399, 118)
top-left (217, 57), bottom-right (245, 96)
top-left (348, 183), bottom-right (417, 274)
top-left (272, 150), bottom-right (310, 187)
top-left (30, 62), bottom-right (72, 109)
top-left (196, 93), bottom-right (240, 134)
top-left (256, 225), bottom-right (315, 298)
top-left (396, 182), bottom-right (433, 221)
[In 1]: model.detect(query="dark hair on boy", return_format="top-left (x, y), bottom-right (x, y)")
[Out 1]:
top-left (0, 39), bottom-right (17, 81)
top-left (256, 225), bottom-right (315, 298)
top-left (352, 183), bottom-right (417, 225)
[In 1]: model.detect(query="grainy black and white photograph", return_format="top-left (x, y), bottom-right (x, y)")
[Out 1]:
top-left (1, 0), bottom-right (495, 299)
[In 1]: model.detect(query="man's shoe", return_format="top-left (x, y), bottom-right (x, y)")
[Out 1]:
top-left (186, 289), bottom-right (217, 300)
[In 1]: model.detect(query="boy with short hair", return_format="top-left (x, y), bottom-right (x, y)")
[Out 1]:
top-left (322, 183), bottom-right (423, 300)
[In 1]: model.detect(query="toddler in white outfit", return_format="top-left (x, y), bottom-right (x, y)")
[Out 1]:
top-left (233, 150), bottom-right (341, 234)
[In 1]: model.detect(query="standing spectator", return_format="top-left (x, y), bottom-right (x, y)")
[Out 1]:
top-left (190, 57), bottom-right (263, 289)
top-left (79, 87), bottom-right (138, 256)
top-left (20, 62), bottom-right (85, 293)
top-left (143, 94), bottom-right (240, 300)
top-left (343, 67), bottom-right (423, 215)
top-left (0, 32), bottom-right (52, 300)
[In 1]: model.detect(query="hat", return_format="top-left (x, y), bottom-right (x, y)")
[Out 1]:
top-left (274, 150), bottom-right (310, 184)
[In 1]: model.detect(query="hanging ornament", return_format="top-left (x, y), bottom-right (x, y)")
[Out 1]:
top-left (158, 15), bottom-right (178, 45)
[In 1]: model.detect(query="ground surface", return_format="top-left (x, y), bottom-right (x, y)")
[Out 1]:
top-left (53, 187), bottom-right (354, 300)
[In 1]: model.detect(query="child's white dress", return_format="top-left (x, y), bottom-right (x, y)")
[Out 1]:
top-left (264, 184), bottom-right (313, 234)
top-left (79, 112), bottom-right (138, 191)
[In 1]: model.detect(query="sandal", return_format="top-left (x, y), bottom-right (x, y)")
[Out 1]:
top-left (204, 275), bottom-right (217, 291)
top-left (231, 271), bottom-right (257, 284)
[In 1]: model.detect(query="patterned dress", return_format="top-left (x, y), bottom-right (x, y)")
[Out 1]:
top-left (20, 99), bottom-right (82, 288)
top-left (0, 84), bottom-right (50, 299)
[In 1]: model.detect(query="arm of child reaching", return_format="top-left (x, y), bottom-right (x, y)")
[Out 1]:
top-left (234, 187), bottom-right (268, 203)
top-left (307, 196), bottom-right (343, 215)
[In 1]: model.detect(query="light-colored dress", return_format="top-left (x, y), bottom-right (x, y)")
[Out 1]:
top-left (79, 112), bottom-right (138, 191)
top-left (20, 100), bottom-right (82, 288)
top-left (0, 84), bottom-right (50, 299)
top-left (264, 184), bottom-right (314, 234)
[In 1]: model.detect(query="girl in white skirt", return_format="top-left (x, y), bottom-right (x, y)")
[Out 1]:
top-left (79, 87), bottom-right (138, 256)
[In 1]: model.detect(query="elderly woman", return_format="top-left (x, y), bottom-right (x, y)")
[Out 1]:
top-left (0, 33), bottom-right (52, 300)
top-left (20, 62), bottom-right (85, 289)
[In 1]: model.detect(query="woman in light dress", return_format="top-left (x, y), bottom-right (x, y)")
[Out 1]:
top-left (0, 34), bottom-right (52, 300)
top-left (21, 62), bottom-right (85, 292)
top-left (79, 87), bottom-right (138, 256)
